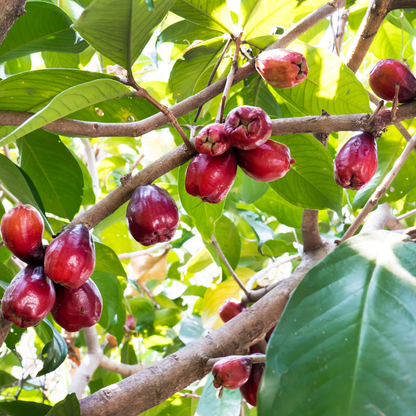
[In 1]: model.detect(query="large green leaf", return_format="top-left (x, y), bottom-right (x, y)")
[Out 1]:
top-left (0, 2), bottom-right (87, 64)
top-left (46, 393), bottom-right (80, 416)
top-left (171, 0), bottom-right (233, 33)
top-left (0, 80), bottom-right (134, 147)
top-left (18, 131), bottom-right (83, 220)
top-left (74, 0), bottom-right (176, 69)
top-left (275, 42), bottom-right (371, 116)
top-left (0, 401), bottom-right (52, 416)
top-left (42, 51), bottom-right (80, 69)
top-left (95, 242), bottom-right (127, 277)
top-left (269, 135), bottom-right (342, 213)
top-left (259, 231), bottom-right (416, 416)
top-left (4, 56), bottom-right (31, 75)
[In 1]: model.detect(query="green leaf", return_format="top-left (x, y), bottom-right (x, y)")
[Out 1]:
top-left (74, 0), bottom-right (176, 69)
top-left (154, 308), bottom-right (181, 328)
top-left (239, 210), bottom-right (274, 255)
top-left (0, 401), bottom-right (52, 416)
top-left (268, 135), bottom-right (342, 213)
top-left (121, 341), bottom-right (138, 366)
top-left (4, 55), bottom-right (31, 75)
top-left (178, 160), bottom-right (225, 241)
top-left (241, 174), bottom-right (269, 205)
top-left (95, 242), bottom-right (127, 277)
top-left (93, 203), bottom-right (128, 236)
top-left (128, 297), bottom-right (155, 326)
top-left (275, 42), bottom-right (371, 116)
top-left (298, 18), bottom-right (329, 45)
top-left (42, 51), bottom-right (80, 69)
top-left (179, 315), bottom-right (207, 345)
top-left (18, 131), bottom-right (84, 220)
top-left (46, 393), bottom-right (80, 416)
top-left (73, 152), bottom-right (96, 207)
top-left (259, 231), bottom-right (416, 416)
top-left (385, 10), bottom-right (416, 36)
top-left (171, 0), bottom-right (233, 33)
top-left (0, 79), bottom-right (134, 147)
top-left (0, 154), bottom-right (53, 235)
top-left (187, 248), bottom-right (214, 273)
top-left (0, 2), bottom-right (87, 64)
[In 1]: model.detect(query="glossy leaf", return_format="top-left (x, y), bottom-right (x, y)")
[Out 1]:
top-left (4, 55), bottom-right (31, 75)
top-left (95, 242), bottom-right (127, 277)
top-left (42, 51), bottom-right (80, 69)
top-left (179, 315), bottom-right (208, 345)
top-left (74, 0), bottom-right (175, 69)
top-left (46, 393), bottom-right (80, 416)
top-left (0, 401), bottom-right (52, 416)
top-left (259, 231), bottom-right (416, 416)
top-left (239, 210), bottom-right (274, 255)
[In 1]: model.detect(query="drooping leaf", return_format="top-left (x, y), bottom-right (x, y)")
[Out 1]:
top-left (0, 401), bottom-right (52, 416)
top-left (239, 210), bottom-right (274, 255)
top-left (45, 393), bottom-right (80, 416)
top-left (95, 242), bottom-right (127, 277)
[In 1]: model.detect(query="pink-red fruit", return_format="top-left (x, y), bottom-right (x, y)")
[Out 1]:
top-left (2, 265), bottom-right (55, 328)
top-left (235, 140), bottom-right (295, 182)
top-left (255, 49), bottom-right (308, 89)
top-left (334, 132), bottom-right (378, 191)
top-left (240, 360), bottom-right (265, 407)
top-left (224, 106), bottom-right (272, 150)
top-left (0, 204), bottom-right (44, 264)
top-left (212, 357), bottom-right (252, 390)
top-left (45, 224), bottom-right (95, 289)
top-left (185, 148), bottom-right (237, 204)
top-left (219, 298), bottom-right (244, 323)
top-left (51, 279), bottom-right (102, 332)
top-left (127, 185), bottom-right (179, 246)
top-left (195, 123), bottom-right (231, 156)
top-left (369, 59), bottom-right (416, 103)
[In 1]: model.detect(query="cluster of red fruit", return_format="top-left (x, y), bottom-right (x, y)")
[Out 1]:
top-left (334, 58), bottom-right (416, 191)
top-left (0, 205), bottom-right (102, 331)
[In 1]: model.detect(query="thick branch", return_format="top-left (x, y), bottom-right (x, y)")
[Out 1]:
top-left (0, 0), bottom-right (27, 45)
top-left (302, 209), bottom-right (323, 252)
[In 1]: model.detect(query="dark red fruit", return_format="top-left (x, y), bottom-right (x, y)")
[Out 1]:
top-left (1, 265), bottom-right (55, 328)
top-left (212, 357), bottom-right (252, 390)
top-left (0, 204), bottom-right (44, 264)
top-left (240, 360), bottom-right (265, 407)
top-left (224, 106), bottom-right (272, 150)
top-left (235, 140), bottom-right (295, 182)
top-left (51, 279), bottom-right (102, 332)
top-left (369, 59), bottom-right (416, 103)
top-left (219, 298), bottom-right (244, 323)
top-left (334, 132), bottom-right (378, 190)
top-left (195, 123), bottom-right (230, 156)
top-left (45, 224), bottom-right (95, 289)
top-left (185, 148), bottom-right (237, 204)
top-left (265, 325), bottom-right (276, 342)
top-left (125, 314), bottom-right (136, 331)
top-left (255, 48), bottom-right (308, 89)
top-left (126, 185), bottom-right (179, 247)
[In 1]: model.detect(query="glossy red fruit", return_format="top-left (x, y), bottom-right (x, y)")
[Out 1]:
top-left (334, 132), bottom-right (378, 191)
top-left (255, 49), bottom-right (308, 89)
top-left (2, 265), bottom-right (55, 328)
top-left (369, 59), bottom-right (416, 103)
top-left (0, 204), bottom-right (44, 264)
top-left (195, 123), bottom-right (231, 156)
top-left (235, 140), bottom-right (295, 182)
top-left (212, 357), bottom-right (252, 390)
top-left (219, 298), bottom-right (244, 323)
top-left (127, 185), bottom-right (179, 247)
top-left (185, 148), bottom-right (237, 204)
top-left (224, 106), bottom-right (272, 150)
top-left (240, 360), bottom-right (265, 407)
top-left (45, 224), bottom-right (95, 289)
top-left (51, 279), bottom-right (102, 332)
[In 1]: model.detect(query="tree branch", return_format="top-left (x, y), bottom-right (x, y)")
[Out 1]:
top-left (302, 210), bottom-right (323, 252)
top-left (206, 354), bottom-right (266, 368)
top-left (0, 0), bottom-right (27, 45)
top-left (0, 309), bottom-right (13, 348)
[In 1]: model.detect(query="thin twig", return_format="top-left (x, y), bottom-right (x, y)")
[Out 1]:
top-left (131, 154), bottom-right (145, 172)
top-left (397, 208), bottom-right (416, 221)
top-left (339, 131), bottom-right (416, 243)
top-left (0, 184), bottom-right (20, 205)
top-left (3, 146), bottom-right (11, 159)
top-left (367, 100), bottom-right (385, 125)
top-left (179, 393), bottom-right (201, 399)
top-left (391, 83), bottom-right (400, 121)
top-left (216, 29), bottom-right (244, 123)
top-left (211, 234), bottom-right (250, 299)
top-left (206, 354), bottom-right (266, 369)
top-left (239, 45), bottom-right (253, 61)
top-left (118, 242), bottom-right (170, 259)
top-left (194, 36), bottom-right (233, 123)
top-left (335, 8), bottom-right (349, 56)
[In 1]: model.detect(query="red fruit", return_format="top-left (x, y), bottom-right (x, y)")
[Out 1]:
top-left (185, 148), bottom-right (237, 204)
top-left (219, 298), bottom-right (244, 323)
top-left (51, 279), bottom-right (102, 332)
top-left (212, 357), bottom-right (252, 390)
top-left (195, 123), bottom-right (230, 156)
top-left (125, 314), bottom-right (136, 331)
top-left (240, 361), bottom-right (265, 407)
top-left (334, 132), bottom-right (378, 191)
top-left (45, 224), bottom-right (95, 289)
top-left (235, 140), bottom-right (295, 182)
top-left (1, 265), bottom-right (55, 328)
top-left (0, 204), bottom-right (44, 264)
top-left (127, 185), bottom-right (179, 247)
top-left (265, 325), bottom-right (276, 342)
top-left (249, 345), bottom-right (262, 354)
top-left (369, 59), bottom-right (416, 103)
top-left (255, 49), bottom-right (308, 89)
top-left (224, 106), bottom-right (272, 150)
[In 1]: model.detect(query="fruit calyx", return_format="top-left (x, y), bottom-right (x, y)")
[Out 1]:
top-left (195, 123), bottom-right (230, 157)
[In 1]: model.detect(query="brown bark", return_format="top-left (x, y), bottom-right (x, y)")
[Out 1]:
top-left (0, 0), bottom-right (27, 46)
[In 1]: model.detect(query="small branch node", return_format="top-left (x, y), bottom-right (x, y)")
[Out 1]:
top-left (120, 173), bottom-right (133, 186)
top-left (367, 100), bottom-right (385, 125)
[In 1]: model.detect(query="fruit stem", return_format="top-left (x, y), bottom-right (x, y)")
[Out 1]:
top-left (211, 234), bottom-right (251, 299)
top-left (206, 354), bottom-right (266, 369)
top-left (367, 99), bottom-right (385, 125)
top-left (391, 83), bottom-right (400, 122)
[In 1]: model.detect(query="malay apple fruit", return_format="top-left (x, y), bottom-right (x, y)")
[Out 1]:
top-left (255, 49), bottom-right (308, 89)
top-left (1, 264), bottom-right (55, 328)
top-left (195, 123), bottom-right (231, 156)
top-left (185, 148), bottom-right (237, 204)
top-left (240, 360), bottom-right (265, 407)
top-left (224, 106), bottom-right (272, 150)
top-left (0, 204), bottom-right (44, 264)
top-left (125, 314), bottom-right (136, 331)
top-left (235, 140), bottom-right (295, 182)
top-left (334, 132), bottom-right (378, 190)
top-left (51, 279), bottom-right (102, 332)
top-left (44, 224), bottom-right (95, 289)
top-left (212, 356), bottom-right (252, 390)
top-left (219, 298), bottom-right (244, 323)
top-left (126, 184), bottom-right (179, 246)
top-left (369, 59), bottom-right (416, 103)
